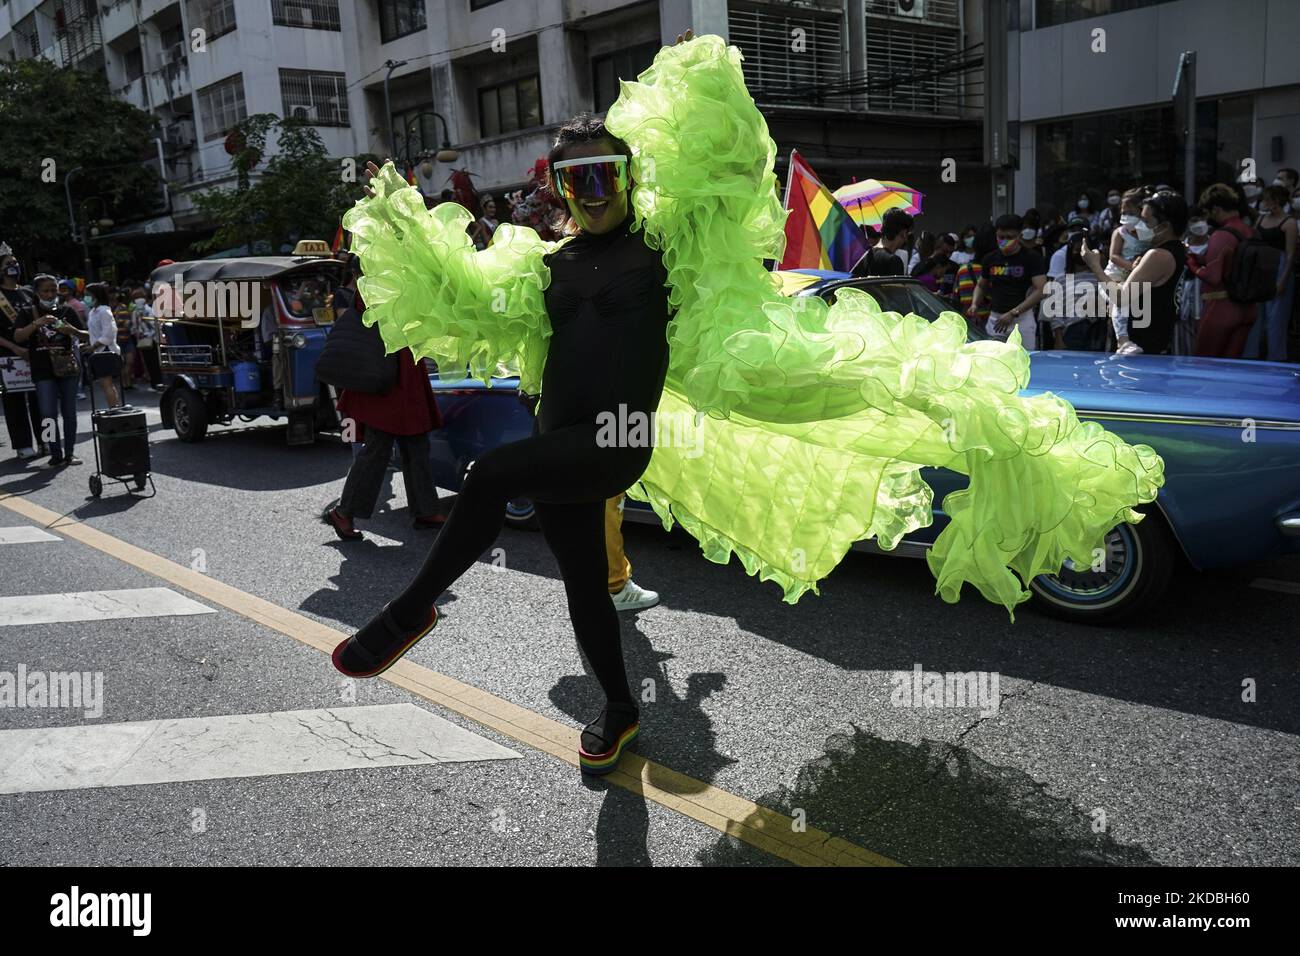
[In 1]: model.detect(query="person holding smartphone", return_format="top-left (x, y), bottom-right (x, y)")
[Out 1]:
top-left (13, 274), bottom-right (89, 467)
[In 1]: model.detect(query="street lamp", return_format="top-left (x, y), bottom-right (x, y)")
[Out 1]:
top-left (383, 59), bottom-right (409, 159)
top-left (398, 110), bottom-right (460, 170)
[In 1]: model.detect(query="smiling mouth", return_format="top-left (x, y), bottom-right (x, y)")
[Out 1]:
top-left (580, 199), bottom-right (609, 215)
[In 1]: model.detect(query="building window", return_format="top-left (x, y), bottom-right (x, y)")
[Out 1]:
top-left (728, 3), bottom-right (845, 108)
top-left (187, 0), bottom-right (237, 42)
top-left (391, 103), bottom-right (440, 158)
top-left (1034, 96), bottom-right (1253, 208)
top-left (125, 46), bottom-right (144, 81)
top-left (198, 74), bottom-right (247, 141)
top-left (279, 69), bottom-right (349, 125)
top-left (378, 0), bottom-right (426, 42)
top-left (1032, 0), bottom-right (1172, 29)
top-left (591, 42), bottom-right (658, 113)
top-left (271, 0), bottom-right (341, 31)
top-left (478, 75), bottom-right (541, 137)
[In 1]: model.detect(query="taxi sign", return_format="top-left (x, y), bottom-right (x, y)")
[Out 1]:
top-left (293, 240), bottom-right (332, 257)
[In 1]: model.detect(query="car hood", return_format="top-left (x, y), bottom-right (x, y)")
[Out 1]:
top-left (1027, 352), bottom-right (1300, 423)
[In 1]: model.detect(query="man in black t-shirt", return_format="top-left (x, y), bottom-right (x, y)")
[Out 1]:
top-left (851, 209), bottom-right (913, 278)
top-left (968, 213), bottom-right (1047, 348)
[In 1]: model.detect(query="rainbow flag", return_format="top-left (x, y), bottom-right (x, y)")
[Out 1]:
top-left (331, 225), bottom-right (345, 253)
top-left (778, 150), bottom-right (868, 272)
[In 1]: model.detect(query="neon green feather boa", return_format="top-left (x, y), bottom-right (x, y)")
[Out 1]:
top-left (342, 34), bottom-right (1165, 618)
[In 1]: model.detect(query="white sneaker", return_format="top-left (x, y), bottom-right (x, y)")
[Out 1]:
top-left (611, 580), bottom-right (660, 612)
top-left (1116, 341), bottom-right (1144, 356)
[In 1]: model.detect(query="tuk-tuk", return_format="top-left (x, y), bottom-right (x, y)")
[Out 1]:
top-left (148, 241), bottom-right (344, 445)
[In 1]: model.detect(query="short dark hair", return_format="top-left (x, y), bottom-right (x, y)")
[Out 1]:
top-left (881, 209), bottom-right (913, 240)
top-left (1199, 182), bottom-right (1241, 215)
top-left (1264, 184), bottom-right (1291, 208)
top-left (994, 213), bottom-right (1023, 232)
top-left (1279, 167), bottom-right (1299, 184)
top-left (1144, 190), bottom-right (1188, 235)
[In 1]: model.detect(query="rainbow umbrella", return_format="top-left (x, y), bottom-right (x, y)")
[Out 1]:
top-left (832, 179), bottom-right (924, 228)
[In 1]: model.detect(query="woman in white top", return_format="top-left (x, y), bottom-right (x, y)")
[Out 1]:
top-left (86, 283), bottom-right (121, 408)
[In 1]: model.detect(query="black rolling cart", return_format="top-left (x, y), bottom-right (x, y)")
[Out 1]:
top-left (86, 365), bottom-right (155, 499)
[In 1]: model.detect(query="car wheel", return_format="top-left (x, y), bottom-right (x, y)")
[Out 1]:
top-left (172, 389), bottom-right (208, 443)
top-left (504, 497), bottom-right (539, 531)
top-left (1028, 508), bottom-right (1178, 624)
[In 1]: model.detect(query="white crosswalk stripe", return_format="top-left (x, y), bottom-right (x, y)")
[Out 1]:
top-left (0, 526), bottom-right (61, 544)
top-left (0, 704), bottom-right (521, 794)
top-left (0, 587), bottom-right (215, 627)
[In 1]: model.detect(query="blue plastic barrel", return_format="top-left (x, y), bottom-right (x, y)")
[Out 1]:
top-left (232, 361), bottom-right (261, 393)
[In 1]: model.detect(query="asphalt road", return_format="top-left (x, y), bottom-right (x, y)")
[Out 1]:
top-left (1, 389), bottom-right (1297, 866)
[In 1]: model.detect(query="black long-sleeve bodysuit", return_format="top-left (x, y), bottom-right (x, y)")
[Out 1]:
top-left (384, 209), bottom-right (673, 706)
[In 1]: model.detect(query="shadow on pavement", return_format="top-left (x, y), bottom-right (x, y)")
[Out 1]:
top-left (697, 726), bottom-right (1157, 866)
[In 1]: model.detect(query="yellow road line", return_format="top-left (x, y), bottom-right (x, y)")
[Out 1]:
top-left (0, 491), bottom-right (898, 868)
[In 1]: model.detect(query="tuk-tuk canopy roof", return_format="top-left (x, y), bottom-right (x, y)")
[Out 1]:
top-left (148, 256), bottom-right (343, 287)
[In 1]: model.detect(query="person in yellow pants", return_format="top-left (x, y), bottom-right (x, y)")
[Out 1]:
top-left (606, 493), bottom-right (660, 611)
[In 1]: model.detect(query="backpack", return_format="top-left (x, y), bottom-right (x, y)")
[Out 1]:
top-left (1221, 225), bottom-right (1284, 304)
top-left (315, 303), bottom-right (398, 394)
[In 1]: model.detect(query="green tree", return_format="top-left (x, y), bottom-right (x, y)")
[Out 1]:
top-left (0, 59), bottom-right (162, 267)
top-left (191, 114), bottom-right (374, 255)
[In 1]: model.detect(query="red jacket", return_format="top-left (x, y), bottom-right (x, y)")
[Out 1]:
top-left (335, 291), bottom-right (443, 438)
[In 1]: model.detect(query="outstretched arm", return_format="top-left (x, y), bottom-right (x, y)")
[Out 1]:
top-left (342, 161), bottom-right (562, 392)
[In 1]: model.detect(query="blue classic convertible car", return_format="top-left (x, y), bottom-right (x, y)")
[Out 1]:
top-left (427, 272), bottom-right (1300, 624)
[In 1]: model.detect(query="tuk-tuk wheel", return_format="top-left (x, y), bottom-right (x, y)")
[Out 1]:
top-left (172, 388), bottom-right (209, 443)
top-left (89, 475), bottom-right (103, 498)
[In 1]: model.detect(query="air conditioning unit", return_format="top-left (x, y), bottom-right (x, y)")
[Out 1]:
top-left (164, 118), bottom-right (197, 151)
top-left (287, 103), bottom-right (313, 121)
top-left (895, 0), bottom-right (925, 17)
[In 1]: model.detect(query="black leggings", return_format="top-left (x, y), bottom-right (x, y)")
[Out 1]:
top-left (389, 420), bottom-right (651, 706)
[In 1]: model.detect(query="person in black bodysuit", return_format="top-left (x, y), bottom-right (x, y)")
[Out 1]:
top-left (333, 116), bottom-right (673, 775)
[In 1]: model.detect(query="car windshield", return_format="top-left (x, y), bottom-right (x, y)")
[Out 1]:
top-left (816, 280), bottom-right (991, 342)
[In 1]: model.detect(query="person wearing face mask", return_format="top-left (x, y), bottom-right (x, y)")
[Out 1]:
top-left (1175, 207), bottom-right (1212, 355)
top-left (1081, 190), bottom-right (1188, 357)
top-left (968, 213), bottom-right (1047, 347)
top-left (1047, 215), bottom-right (1090, 281)
top-left (1104, 188), bottom-right (1151, 286)
top-left (0, 254), bottom-right (46, 460)
top-left (1274, 168), bottom-right (1299, 195)
top-left (950, 225), bottom-right (977, 266)
top-left (1187, 183), bottom-right (1257, 358)
top-left (1074, 193), bottom-right (1093, 226)
top-left (13, 275), bottom-right (88, 468)
top-left (1240, 185), bottom-right (1297, 361)
top-left (1096, 188), bottom-right (1123, 237)
top-left (128, 286), bottom-right (163, 389)
top-left (1239, 178), bottom-right (1263, 224)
